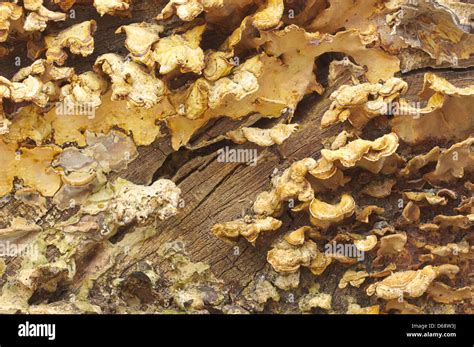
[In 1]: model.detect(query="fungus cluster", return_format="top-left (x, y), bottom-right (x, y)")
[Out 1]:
top-left (0, 0), bottom-right (472, 314)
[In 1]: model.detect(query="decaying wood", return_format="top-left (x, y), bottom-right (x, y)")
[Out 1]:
top-left (0, 1), bottom-right (473, 314)
top-left (110, 70), bottom-right (474, 310)
top-left (2, 66), bottom-right (472, 312)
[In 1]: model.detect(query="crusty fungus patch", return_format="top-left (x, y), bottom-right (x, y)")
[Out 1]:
top-left (309, 194), bottom-right (356, 230)
top-left (0, 140), bottom-right (61, 197)
top-left (367, 265), bottom-right (460, 300)
top-left (94, 53), bottom-right (166, 108)
top-left (45, 21), bottom-right (97, 66)
top-left (0, 2), bottom-right (22, 42)
top-left (253, 158), bottom-right (317, 216)
top-left (212, 216), bottom-right (282, 245)
top-left (267, 237), bottom-right (332, 276)
top-left (227, 124), bottom-right (299, 147)
top-left (23, 0), bottom-right (66, 33)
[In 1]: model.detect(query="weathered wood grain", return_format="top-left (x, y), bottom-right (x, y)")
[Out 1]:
top-left (0, 1), bottom-right (473, 313)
